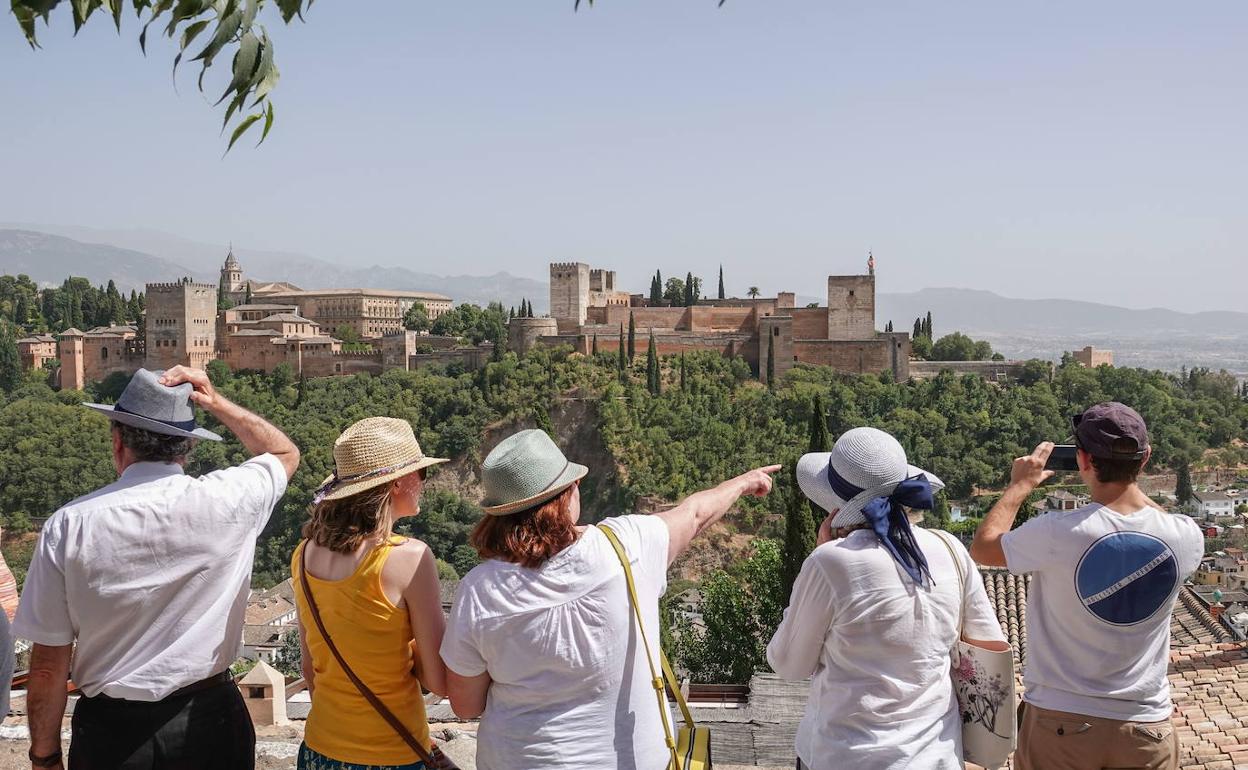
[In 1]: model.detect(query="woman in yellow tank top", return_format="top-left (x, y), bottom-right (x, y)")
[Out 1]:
top-left (292, 417), bottom-right (450, 770)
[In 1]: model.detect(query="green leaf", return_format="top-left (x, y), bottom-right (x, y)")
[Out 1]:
top-left (257, 101), bottom-right (274, 146)
top-left (71, 0), bottom-right (92, 33)
top-left (274, 0), bottom-right (304, 23)
top-left (239, 0), bottom-right (258, 29)
top-left (246, 29), bottom-right (272, 88)
top-left (226, 111), bottom-right (263, 153)
top-left (216, 30), bottom-right (259, 104)
top-left (192, 8), bottom-right (241, 64)
top-left (221, 90), bottom-right (247, 130)
top-left (179, 18), bottom-right (209, 50)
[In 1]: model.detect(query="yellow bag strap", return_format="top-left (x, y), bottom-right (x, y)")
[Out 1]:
top-left (598, 525), bottom-right (696, 762)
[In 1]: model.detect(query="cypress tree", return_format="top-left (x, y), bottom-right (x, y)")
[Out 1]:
top-left (617, 323), bottom-right (627, 377)
top-left (0, 324), bottom-right (20, 392)
top-left (684, 271), bottom-right (695, 306)
top-left (925, 311), bottom-right (933, 339)
top-left (1176, 463), bottom-right (1194, 507)
top-left (766, 338), bottom-right (775, 389)
top-left (591, 334), bottom-right (598, 355)
top-left (627, 312), bottom-right (636, 360)
top-left (680, 352), bottom-right (687, 391)
top-left (808, 393), bottom-right (831, 526)
top-left (14, 293), bottom-right (29, 327)
top-left (646, 331), bottom-right (660, 396)
top-left (717, 265), bottom-right (725, 300)
top-left (651, 271), bottom-right (664, 304)
top-left (244, 284), bottom-right (253, 305)
top-left (70, 293), bottom-right (84, 329)
top-left (509, 306), bottom-right (515, 320)
top-left (782, 464), bottom-right (816, 601)
top-left (913, 317), bottom-right (923, 339)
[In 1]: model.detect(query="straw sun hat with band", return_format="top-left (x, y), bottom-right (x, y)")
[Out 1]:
top-left (796, 426), bottom-right (945, 586)
top-left (480, 429), bottom-right (588, 516)
top-left (312, 417), bottom-right (448, 505)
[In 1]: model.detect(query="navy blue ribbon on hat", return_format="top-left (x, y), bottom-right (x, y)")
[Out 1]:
top-left (113, 401), bottom-right (199, 432)
top-left (828, 463), bottom-right (935, 586)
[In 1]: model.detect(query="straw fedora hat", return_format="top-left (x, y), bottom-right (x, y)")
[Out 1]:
top-left (480, 429), bottom-right (588, 516)
top-left (84, 368), bottom-right (221, 441)
top-left (796, 427), bottom-right (944, 528)
top-left (313, 417), bottom-right (447, 504)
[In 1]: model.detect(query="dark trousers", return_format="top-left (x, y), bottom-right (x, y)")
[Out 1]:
top-left (69, 679), bottom-right (255, 770)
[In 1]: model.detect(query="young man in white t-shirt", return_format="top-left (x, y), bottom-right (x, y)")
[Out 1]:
top-left (971, 402), bottom-right (1203, 770)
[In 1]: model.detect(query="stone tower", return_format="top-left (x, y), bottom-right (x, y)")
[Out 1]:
top-left (58, 328), bottom-right (86, 391)
top-left (826, 273), bottom-right (876, 341)
top-left (145, 279), bottom-right (218, 370)
top-left (221, 247), bottom-right (243, 295)
top-left (549, 262), bottom-right (590, 326)
top-left (238, 660), bottom-right (288, 726)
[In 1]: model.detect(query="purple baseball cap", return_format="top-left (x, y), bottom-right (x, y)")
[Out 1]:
top-left (1073, 402), bottom-right (1149, 459)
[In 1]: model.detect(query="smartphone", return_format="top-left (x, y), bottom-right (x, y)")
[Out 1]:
top-left (1044, 444), bottom-right (1079, 472)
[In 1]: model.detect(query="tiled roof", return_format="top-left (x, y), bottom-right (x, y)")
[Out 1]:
top-left (1170, 644), bottom-right (1248, 768)
top-left (978, 568), bottom-right (1029, 664)
top-left (1174, 588), bottom-right (1234, 645)
top-left (245, 596), bottom-right (296, 626)
top-left (260, 313), bottom-right (315, 323)
top-left (242, 624), bottom-right (290, 647)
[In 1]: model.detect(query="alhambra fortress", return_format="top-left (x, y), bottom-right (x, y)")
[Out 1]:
top-left (17, 252), bottom-right (1108, 389)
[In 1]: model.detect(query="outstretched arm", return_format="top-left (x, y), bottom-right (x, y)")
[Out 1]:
top-left (970, 442), bottom-right (1054, 567)
top-left (657, 465), bottom-right (780, 565)
top-left (160, 366), bottom-right (300, 480)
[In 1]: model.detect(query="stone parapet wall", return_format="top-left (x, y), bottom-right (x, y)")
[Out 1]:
top-left (792, 337), bottom-right (907, 380)
top-left (909, 359), bottom-right (1030, 383)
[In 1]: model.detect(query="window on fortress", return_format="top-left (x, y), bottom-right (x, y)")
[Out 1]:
top-left (101, 348), bottom-right (108, 360)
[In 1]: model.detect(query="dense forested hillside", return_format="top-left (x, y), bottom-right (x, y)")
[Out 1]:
top-left (1, 347), bottom-right (1244, 589)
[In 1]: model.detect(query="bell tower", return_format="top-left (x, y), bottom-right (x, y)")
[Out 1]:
top-left (221, 245), bottom-right (243, 294)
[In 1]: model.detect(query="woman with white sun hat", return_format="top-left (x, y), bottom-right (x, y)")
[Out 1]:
top-left (768, 426), bottom-right (1007, 770)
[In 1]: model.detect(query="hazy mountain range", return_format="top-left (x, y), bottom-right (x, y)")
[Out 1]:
top-left (2, 225), bottom-right (1245, 374)
top-left (0, 225), bottom-right (549, 312)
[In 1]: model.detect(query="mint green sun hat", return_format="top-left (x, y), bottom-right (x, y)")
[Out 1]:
top-left (480, 429), bottom-right (588, 516)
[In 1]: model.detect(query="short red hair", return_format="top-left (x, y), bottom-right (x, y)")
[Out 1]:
top-left (471, 485), bottom-right (578, 568)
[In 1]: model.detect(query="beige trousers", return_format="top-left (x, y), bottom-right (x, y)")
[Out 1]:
top-left (1014, 703), bottom-right (1178, 770)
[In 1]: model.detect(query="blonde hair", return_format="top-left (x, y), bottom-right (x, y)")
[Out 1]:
top-left (303, 484), bottom-right (396, 554)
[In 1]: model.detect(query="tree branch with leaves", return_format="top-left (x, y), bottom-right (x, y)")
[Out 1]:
top-left (10, 0), bottom-right (309, 150)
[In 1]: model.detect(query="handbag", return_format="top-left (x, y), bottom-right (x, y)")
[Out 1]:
top-left (297, 542), bottom-right (460, 770)
top-left (598, 524), bottom-right (712, 770)
top-left (933, 530), bottom-right (1017, 770)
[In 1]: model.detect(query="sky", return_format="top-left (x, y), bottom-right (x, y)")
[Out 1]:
top-left (2, 1), bottom-right (1246, 312)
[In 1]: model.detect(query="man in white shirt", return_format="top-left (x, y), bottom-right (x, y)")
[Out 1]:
top-left (971, 402), bottom-right (1203, 770)
top-left (15, 367), bottom-right (300, 770)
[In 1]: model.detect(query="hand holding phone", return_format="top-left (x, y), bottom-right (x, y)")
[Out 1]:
top-left (1044, 445), bottom-right (1079, 472)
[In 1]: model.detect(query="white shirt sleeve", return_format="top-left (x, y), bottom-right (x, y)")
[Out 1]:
top-left (440, 584), bottom-right (488, 677)
top-left (1174, 515), bottom-right (1205, 577)
top-left (12, 515), bottom-right (75, 646)
top-left (199, 453), bottom-right (289, 534)
top-left (767, 553), bottom-right (835, 680)
top-left (957, 542), bottom-right (1007, 642)
top-left (602, 515), bottom-right (670, 599)
top-left (1001, 513), bottom-right (1056, 575)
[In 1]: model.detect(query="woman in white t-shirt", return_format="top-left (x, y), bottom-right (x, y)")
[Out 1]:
top-left (768, 427), bottom-right (1008, 770)
top-left (440, 428), bottom-right (778, 770)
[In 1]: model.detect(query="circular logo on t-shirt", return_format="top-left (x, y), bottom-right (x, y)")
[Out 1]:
top-left (1074, 532), bottom-right (1179, 626)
